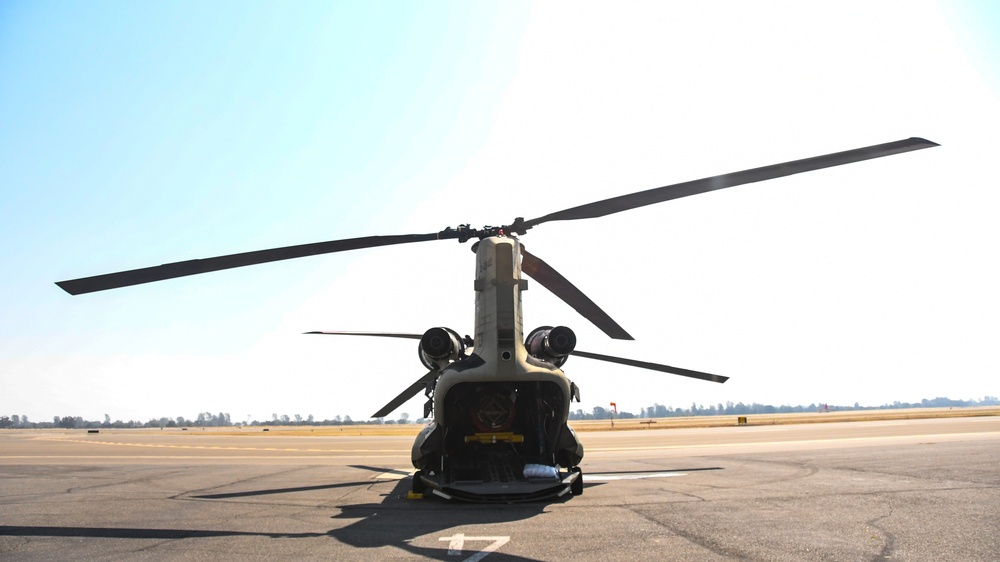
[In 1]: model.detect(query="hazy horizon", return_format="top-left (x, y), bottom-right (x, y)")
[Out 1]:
top-left (2, 1), bottom-right (997, 422)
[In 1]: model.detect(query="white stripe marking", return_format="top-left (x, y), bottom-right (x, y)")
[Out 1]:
top-left (586, 472), bottom-right (686, 481)
top-left (439, 534), bottom-right (510, 561)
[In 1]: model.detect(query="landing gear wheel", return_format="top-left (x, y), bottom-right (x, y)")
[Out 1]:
top-left (570, 466), bottom-right (583, 496)
top-left (412, 470), bottom-right (426, 494)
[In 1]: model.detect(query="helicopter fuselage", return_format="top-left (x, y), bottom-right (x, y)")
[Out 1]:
top-left (55, 138), bottom-right (937, 501)
top-left (411, 236), bottom-right (583, 501)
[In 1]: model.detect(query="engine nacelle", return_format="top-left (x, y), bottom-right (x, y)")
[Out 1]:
top-left (525, 325), bottom-right (576, 367)
top-left (418, 327), bottom-right (465, 370)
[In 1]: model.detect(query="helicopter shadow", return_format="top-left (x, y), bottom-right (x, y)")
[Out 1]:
top-left (326, 478), bottom-right (551, 561)
top-left (189, 465), bottom-right (551, 560)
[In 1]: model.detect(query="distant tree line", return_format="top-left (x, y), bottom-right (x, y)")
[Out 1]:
top-left (251, 412), bottom-right (419, 426)
top-left (568, 396), bottom-right (1000, 420)
top-left (0, 411), bottom-right (423, 429)
top-left (2, 396), bottom-right (997, 429)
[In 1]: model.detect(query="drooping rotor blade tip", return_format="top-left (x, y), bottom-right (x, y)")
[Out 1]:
top-left (520, 249), bottom-right (634, 340)
top-left (304, 331), bottom-right (423, 339)
top-left (371, 369), bottom-right (440, 418)
top-left (55, 281), bottom-right (80, 295)
top-left (56, 232), bottom-right (446, 295)
top-left (571, 349), bottom-right (728, 383)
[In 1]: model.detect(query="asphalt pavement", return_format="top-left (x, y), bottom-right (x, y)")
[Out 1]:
top-left (1, 417), bottom-right (998, 561)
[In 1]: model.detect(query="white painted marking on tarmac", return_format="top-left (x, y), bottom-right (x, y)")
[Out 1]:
top-left (439, 534), bottom-right (510, 561)
top-left (444, 533), bottom-right (465, 555)
top-left (586, 472), bottom-right (686, 481)
top-left (374, 470), bottom-right (414, 480)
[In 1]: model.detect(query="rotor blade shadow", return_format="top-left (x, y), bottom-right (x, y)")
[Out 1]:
top-left (192, 480), bottom-right (383, 499)
top-left (348, 465), bottom-right (412, 477)
top-left (0, 525), bottom-right (324, 539)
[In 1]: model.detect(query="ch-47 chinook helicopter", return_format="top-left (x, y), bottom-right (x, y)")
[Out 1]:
top-left (57, 137), bottom-right (937, 501)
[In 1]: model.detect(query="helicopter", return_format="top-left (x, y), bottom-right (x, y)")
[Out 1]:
top-left (56, 137), bottom-right (937, 501)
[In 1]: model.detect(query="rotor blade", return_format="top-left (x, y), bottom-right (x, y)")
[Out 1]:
top-left (305, 331), bottom-right (421, 339)
top-left (523, 137), bottom-right (938, 229)
top-left (308, 330), bottom-right (474, 348)
top-left (56, 232), bottom-right (445, 295)
top-left (571, 349), bottom-right (728, 383)
top-left (372, 370), bottom-right (439, 419)
top-left (520, 249), bottom-right (633, 340)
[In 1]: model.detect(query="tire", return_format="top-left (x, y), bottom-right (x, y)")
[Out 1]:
top-left (570, 466), bottom-right (583, 496)
top-left (412, 470), bottom-right (427, 494)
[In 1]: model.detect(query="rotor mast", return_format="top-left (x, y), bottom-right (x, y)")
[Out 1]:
top-left (471, 236), bottom-right (528, 378)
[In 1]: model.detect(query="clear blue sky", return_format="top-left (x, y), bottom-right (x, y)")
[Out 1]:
top-left (2, 1), bottom-right (998, 423)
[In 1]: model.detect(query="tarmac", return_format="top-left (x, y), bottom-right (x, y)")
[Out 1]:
top-left (2, 416), bottom-right (998, 561)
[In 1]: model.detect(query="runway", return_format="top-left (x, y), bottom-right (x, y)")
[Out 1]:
top-left (2, 416), bottom-right (998, 560)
